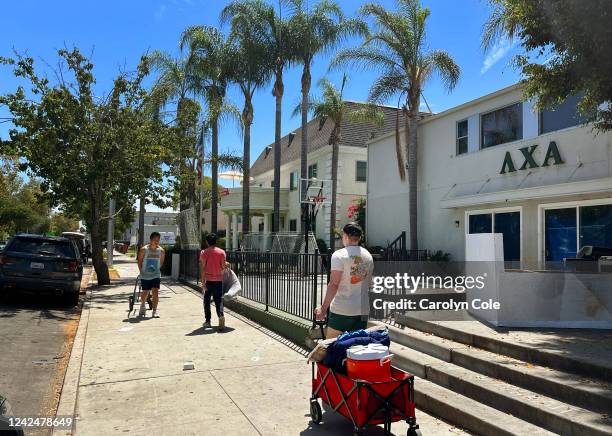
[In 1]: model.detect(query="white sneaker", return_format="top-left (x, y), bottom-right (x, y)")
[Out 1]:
top-left (152, 309), bottom-right (159, 318)
top-left (138, 305), bottom-right (146, 317)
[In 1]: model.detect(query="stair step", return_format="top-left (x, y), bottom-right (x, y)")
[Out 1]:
top-left (395, 313), bottom-right (612, 381)
top-left (383, 322), bottom-right (612, 414)
top-left (414, 378), bottom-right (556, 436)
top-left (391, 344), bottom-right (612, 436)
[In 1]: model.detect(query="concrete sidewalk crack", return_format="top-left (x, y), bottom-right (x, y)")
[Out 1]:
top-left (209, 370), bottom-right (263, 436)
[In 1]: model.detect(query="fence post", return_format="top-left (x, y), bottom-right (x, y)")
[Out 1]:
top-left (264, 251), bottom-right (269, 312)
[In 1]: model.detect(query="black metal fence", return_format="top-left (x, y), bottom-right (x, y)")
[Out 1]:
top-left (179, 248), bottom-right (331, 321)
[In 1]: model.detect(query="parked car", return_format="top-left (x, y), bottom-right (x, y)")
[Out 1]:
top-left (0, 234), bottom-right (83, 306)
top-left (61, 232), bottom-right (90, 264)
top-left (0, 395), bottom-right (24, 435)
top-left (0, 241), bottom-right (6, 251)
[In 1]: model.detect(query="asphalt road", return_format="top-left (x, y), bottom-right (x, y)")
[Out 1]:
top-left (0, 270), bottom-right (88, 436)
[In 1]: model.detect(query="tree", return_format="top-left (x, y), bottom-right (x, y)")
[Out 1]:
top-left (302, 74), bottom-right (383, 250)
top-left (223, 12), bottom-right (273, 234)
top-left (221, 0), bottom-right (295, 233)
top-left (0, 48), bottom-right (173, 284)
top-left (50, 213), bottom-right (80, 235)
top-left (288, 0), bottom-right (366, 232)
top-left (482, 0), bottom-right (612, 131)
top-left (333, 0), bottom-right (460, 249)
top-left (148, 50), bottom-right (202, 211)
top-left (180, 25), bottom-right (241, 233)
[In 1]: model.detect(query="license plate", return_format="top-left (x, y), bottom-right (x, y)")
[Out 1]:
top-left (31, 262), bottom-right (45, 269)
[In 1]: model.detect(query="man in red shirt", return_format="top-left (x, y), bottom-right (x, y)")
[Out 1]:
top-left (199, 233), bottom-right (226, 331)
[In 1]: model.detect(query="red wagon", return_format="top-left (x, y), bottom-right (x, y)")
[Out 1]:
top-left (310, 361), bottom-right (421, 435)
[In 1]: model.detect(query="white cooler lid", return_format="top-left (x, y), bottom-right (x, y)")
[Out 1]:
top-left (346, 344), bottom-right (389, 360)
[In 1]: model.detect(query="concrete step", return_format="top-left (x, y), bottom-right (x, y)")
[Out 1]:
top-left (383, 322), bottom-right (612, 414)
top-left (395, 313), bottom-right (612, 381)
top-left (390, 344), bottom-right (612, 436)
top-left (413, 378), bottom-right (556, 436)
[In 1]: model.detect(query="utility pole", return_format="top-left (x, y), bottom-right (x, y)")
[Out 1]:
top-left (107, 198), bottom-right (115, 267)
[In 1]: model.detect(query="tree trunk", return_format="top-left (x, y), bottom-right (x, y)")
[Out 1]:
top-left (211, 119), bottom-right (219, 234)
top-left (300, 63), bottom-right (311, 234)
top-left (272, 70), bottom-right (283, 233)
top-left (405, 111), bottom-right (419, 250)
top-left (329, 139), bottom-right (339, 251)
top-left (242, 100), bottom-right (253, 236)
top-left (89, 213), bottom-right (110, 285)
top-left (137, 195), bottom-right (145, 250)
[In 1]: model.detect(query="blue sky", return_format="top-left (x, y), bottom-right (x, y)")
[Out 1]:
top-left (0, 0), bottom-right (522, 211)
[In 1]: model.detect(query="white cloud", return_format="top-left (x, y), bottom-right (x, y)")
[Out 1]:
top-left (481, 39), bottom-right (517, 74)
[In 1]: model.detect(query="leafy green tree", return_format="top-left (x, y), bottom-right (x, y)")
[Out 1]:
top-left (180, 25), bottom-right (241, 233)
top-left (0, 48), bottom-right (174, 284)
top-left (223, 13), bottom-right (273, 234)
top-left (288, 0), bottom-right (366, 231)
top-left (222, 0), bottom-right (295, 232)
top-left (333, 0), bottom-right (460, 249)
top-left (482, 0), bottom-right (612, 131)
top-left (302, 74), bottom-right (383, 250)
top-left (50, 213), bottom-right (80, 235)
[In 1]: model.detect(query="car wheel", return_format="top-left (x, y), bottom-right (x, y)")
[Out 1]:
top-left (64, 292), bottom-right (79, 307)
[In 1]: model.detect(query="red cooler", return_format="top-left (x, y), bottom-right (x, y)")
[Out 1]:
top-left (346, 344), bottom-right (393, 382)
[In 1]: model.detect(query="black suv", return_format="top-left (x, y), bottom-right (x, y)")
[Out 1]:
top-left (0, 234), bottom-right (83, 306)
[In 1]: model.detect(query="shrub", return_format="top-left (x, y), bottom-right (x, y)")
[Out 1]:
top-left (316, 238), bottom-right (328, 253)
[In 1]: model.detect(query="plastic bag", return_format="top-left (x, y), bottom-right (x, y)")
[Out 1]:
top-left (222, 268), bottom-right (242, 301)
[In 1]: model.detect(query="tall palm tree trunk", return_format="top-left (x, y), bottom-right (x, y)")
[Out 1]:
top-left (242, 102), bottom-right (253, 235)
top-left (329, 140), bottom-right (339, 251)
top-left (405, 111), bottom-right (419, 250)
top-left (211, 119), bottom-right (219, 234)
top-left (300, 64), bottom-right (311, 234)
top-left (272, 71), bottom-right (283, 232)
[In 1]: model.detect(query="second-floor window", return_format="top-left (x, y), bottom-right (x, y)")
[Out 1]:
top-left (290, 171), bottom-right (298, 191)
top-left (456, 119), bottom-right (468, 155)
top-left (356, 161), bottom-right (367, 182)
top-left (308, 163), bottom-right (318, 179)
top-left (540, 93), bottom-right (586, 134)
top-left (481, 102), bottom-right (523, 149)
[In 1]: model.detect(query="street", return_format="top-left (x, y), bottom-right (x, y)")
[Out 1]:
top-left (0, 268), bottom-right (90, 436)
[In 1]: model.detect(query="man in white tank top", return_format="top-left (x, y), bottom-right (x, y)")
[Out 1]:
top-left (137, 232), bottom-right (165, 317)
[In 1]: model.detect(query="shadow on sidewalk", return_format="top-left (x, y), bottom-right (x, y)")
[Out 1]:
top-left (186, 326), bottom-right (236, 336)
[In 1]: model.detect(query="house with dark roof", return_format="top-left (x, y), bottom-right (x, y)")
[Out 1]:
top-left (220, 101), bottom-right (408, 249)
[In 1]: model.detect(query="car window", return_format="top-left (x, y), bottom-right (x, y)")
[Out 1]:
top-left (6, 238), bottom-right (76, 257)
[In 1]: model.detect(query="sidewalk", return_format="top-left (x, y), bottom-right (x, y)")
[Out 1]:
top-left (60, 255), bottom-right (467, 435)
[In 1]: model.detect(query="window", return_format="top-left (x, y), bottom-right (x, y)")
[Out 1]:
top-left (289, 219), bottom-right (297, 232)
top-left (467, 210), bottom-right (521, 263)
top-left (540, 93), bottom-right (586, 134)
top-left (481, 103), bottom-right (523, 148)
top-left (355, 161), bottom-right (367, 182)
top-left (456, 120), bottom-right (468, 155)
top-left (289, 171), bottom-right (298, 191)
top-left (308, 163), bottom-right (318, 179)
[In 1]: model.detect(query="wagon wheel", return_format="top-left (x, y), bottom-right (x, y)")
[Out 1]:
top-left (309, 399), bottom-right (322, 425)
top-left (407, 428), bottom-right (422, 436)
top-left (147, 295), bottom-right (153, 310)
top-left (128, 295), bottom-right (134, 312)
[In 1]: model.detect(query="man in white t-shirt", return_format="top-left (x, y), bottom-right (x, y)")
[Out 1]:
top-left (314, 222), bottom-right (374, 339)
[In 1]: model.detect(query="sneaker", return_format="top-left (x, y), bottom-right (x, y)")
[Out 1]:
top-left (152, 309), bottom-right (159, 318)
top-left (203, 321), bottom-right (211, 328)
top-left (138, 305), bottom-right (146, 317)
top-left (218, 316), bottom-right (225, 331)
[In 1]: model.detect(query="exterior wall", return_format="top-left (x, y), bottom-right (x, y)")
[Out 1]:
top-left (123, 211), bottom-right (179, 242)
top-left (201, 207), bottom-right (226, 234)
top-left (367, 85), bottom-right (612, 263)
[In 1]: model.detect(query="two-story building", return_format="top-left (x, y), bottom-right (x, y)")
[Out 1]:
top-left (367, 84), bottom-right (612, 267)
top-left (220, 102), bottom-right (405, 249)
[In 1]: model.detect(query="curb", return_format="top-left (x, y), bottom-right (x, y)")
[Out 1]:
top-left (52, 274), bottom-right (94, 435)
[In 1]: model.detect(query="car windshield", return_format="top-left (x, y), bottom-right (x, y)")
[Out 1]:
top-left (6, 238), bottom-right (75, 257)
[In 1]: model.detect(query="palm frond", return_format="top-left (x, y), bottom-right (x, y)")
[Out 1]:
top-left (426, 50), bottom-right (460, 92)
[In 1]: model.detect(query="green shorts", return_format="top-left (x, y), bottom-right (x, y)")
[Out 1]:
top-left (328, 311), bottom-right (368, 333)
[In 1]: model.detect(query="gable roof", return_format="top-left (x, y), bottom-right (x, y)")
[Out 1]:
top-left (251, 102), bottom-right (425, 177)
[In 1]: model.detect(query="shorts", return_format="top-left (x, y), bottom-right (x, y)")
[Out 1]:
top-left (328, 311), bottom-right (368, 333)
top-left (141, 277), bottom-right (161, 290)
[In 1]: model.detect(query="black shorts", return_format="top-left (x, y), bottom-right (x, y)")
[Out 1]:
top-left (141, 277), bottom-right (161, 290)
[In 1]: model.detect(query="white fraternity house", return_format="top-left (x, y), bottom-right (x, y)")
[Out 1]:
top-left (220, 102), bottom-right (404, 250)
top-left (367, 84), bottom-right (612, 268)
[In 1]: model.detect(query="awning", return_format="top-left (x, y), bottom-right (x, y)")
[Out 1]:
top-left (440, 177), bottom-right (612, 209)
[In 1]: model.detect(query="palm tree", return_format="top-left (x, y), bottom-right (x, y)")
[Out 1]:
top-left (180, 25), bottom-right (239, 233)
top-left (333, 0), bottom-right (460, 250)
top-left (304, 74), bottom-right (384, 250)
top-left (287, 0), bottom-right (367, 232)
top-left (223, 15), bottom-right (272, 235)
top-left (222, 0), bottom-right (295, 233)
top-left (148, 50), bottom-right (202, 211)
